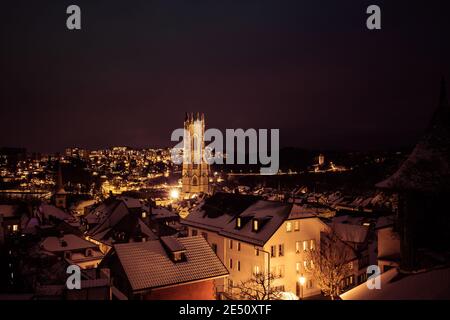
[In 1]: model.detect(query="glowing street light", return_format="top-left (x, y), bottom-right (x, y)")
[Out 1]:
top-left (170, 188), bottom-right (180, 200)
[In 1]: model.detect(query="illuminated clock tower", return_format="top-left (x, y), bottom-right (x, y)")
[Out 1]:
top-left (182, 112), bottom-right (210, 196)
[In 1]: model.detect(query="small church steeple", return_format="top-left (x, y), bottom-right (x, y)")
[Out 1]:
top-left (55, 161), bottom-right (67, 209)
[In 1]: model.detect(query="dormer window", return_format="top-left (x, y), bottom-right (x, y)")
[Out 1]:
top-left (236, 217), bottom-right (242, 229)
top-left (252, 219), bottom-right (259, 232)
top-left (142, 211), bottom-right (147, 219)
top-left (172, 251), bottom-right (186, 262)
top-left (161, 236), bottom-right (187, 263)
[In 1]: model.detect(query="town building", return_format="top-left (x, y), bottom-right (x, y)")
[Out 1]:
top-left (182, 192), bottom-right (329, 299)
top-left (100, 235), bottom-right (229, 300)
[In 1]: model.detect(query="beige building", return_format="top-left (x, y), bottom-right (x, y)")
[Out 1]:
top-left (182, 193), bottom-right (328, 299)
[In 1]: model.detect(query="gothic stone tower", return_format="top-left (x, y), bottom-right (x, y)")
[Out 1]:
top-left (182, 112), bottom-right (209, 196)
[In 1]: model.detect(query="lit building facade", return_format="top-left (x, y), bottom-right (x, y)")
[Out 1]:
top-left (182, 112), bottom-right (209, 196)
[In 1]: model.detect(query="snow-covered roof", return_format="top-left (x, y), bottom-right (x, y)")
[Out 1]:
top-left (112, 236), bottom-right (229, 292)
top-left (183, 193), bottom-right (296, 246)
top-left (41, 234), bottom-right (97, 252)
top-left (340, 266), bottom-right (450, 300)
top-left (377, 80), bottom-right (450, 192)
top-left (332, 222), bottom-right (369, 244)
top-left (38, 204), bottom-right (72, 221)
top-left (0, 205), bottom-right (19, 218)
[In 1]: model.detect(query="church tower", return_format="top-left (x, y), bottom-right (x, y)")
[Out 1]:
top-left (55, 162), bottom-right (67, 209)
top-left (182, 112), bottom-right (209, 196)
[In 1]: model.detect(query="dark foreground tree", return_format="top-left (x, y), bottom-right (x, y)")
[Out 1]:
top-left (306, 229), bottom-right (354, 300)
top-left (230, 272), bottom-right (282, 300)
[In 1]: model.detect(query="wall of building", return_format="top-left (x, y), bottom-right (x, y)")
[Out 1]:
top-left (144, 279), bottom-right (216, 300)
top-left (187, 217), bottom-right (328, 299)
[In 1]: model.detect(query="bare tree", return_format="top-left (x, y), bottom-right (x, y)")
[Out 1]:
top-left (305, 229), bottom-right (354, 300)
top-left (229, 272), bottom-right (283, 300)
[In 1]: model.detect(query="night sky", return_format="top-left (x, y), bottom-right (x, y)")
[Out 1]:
top-left (1, 0), bottom-right (449, 153)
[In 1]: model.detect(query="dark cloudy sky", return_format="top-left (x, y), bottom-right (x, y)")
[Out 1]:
top-left (1, 0), bottom-right (449, 153)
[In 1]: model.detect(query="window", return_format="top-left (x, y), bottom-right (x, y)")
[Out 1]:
top-left (141, 211), bottom-right (147, 219)
top-left (253, 265), bottom-right (260, 276)
top-left (211, 243), bottom-right (217, 254)
top-left (228, 279), bottom-right (233, 289)
top-left (237, 242), bottom-right (241, 251)
top-left (286, 222), bottom-right (292, 232)
top-left (252, 219), bottom-right (259, 232)
top-left (303, 260), bottom-right (309, 269)
top-left (229, 259), bottom-right (233, 269)
top-left (277, 265), bottom-right (285, 278)
top-left (271, 245), bottom-right (276, 258)
top-left (295, 241), bottom-right (301, 254)
top-left (310, 239), bottom-right (316, 250)
top-left (296, 262), bottom-right (301, 274)
top-left (236, 217), bottom-right (242, 229)
top-left (12, 224), bottom-right (19, 232)
top-left (294, 221), bottom-right (300, 231)
top-left (306, 279), bottom-right (313, 289)
top-left (255, 248), bottom-right (260, 256)
top-left (201, 232), bottom-right (208, 240)
top-left (237, 261), bottom-right (241, 271)
top-left (303, 240), bottom-right (309, 251)
top-left (229, 239), bottom-right (233, 250)
top-left (191, 229), bottom-right (198, 236)
top-left (278, 244), bottom-right (284, 257)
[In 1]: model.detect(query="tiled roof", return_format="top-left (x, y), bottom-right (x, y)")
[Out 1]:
top-left (113, 236), bottom-right (228, 292)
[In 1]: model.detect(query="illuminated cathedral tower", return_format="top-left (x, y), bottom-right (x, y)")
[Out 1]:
top-left (182, 112), bottom-right (210, 196)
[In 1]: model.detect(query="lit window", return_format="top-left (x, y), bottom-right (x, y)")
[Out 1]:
top-left (310, 239), bottom-right (315, 250)
top-left (294, 221), bottom-right (300, 231)
top-left (295, 241), bottom-right (301, 253)
top-left (12, 225), bottom-right (19, 232)
top-left (253, 265), bottom-right (260, 275)
top-left (141, 211), bottom-right (147, 219)
top-left (303, 240), bottom-right (308, 251)
top-left (252, 219), bottom-right (259, 232)
top-left (286, 222), bottom-right (292, 232)
top-left (296, 262), bottom-right (301, 274)
top-left (236, 217), bottom-right (241, 228)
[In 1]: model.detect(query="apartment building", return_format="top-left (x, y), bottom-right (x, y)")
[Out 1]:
top-left (182, 192), bottom-right (328, 299)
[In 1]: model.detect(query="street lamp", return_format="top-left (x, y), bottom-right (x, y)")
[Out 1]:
top-left (170, 188), bottom-right (180, 200)
top-left (298, 274), bottom-right (306, 300)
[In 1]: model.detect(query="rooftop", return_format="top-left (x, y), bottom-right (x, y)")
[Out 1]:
top-left (111, 236), bottom-right (229, 292)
